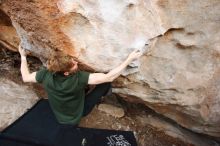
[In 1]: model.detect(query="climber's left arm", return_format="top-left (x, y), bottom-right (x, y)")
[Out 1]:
top-left (19, 44), bottom-right (37, 83)
top-left (88, 49), bottom-right (142, 85)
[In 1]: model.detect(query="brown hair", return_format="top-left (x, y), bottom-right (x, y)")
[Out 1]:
top-left (47, 51), bottom-right (77, 73)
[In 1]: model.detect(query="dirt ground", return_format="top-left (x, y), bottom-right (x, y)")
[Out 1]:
top-left (0, 47), bottom-right (194, 146)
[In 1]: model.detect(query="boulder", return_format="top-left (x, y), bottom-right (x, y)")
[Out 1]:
top-left (0, 0), bottom-right (220, 137)
top-left (98, 103), bottom-right (125, 118)
top-left (0, 78), bottom-right (38, 131)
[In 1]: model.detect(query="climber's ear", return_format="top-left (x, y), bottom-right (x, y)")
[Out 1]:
top-left (64, 72), bottom-right (69, 76)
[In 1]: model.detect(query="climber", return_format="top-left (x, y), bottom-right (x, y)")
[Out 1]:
top-left (18, 44), bottom-right (142, 125)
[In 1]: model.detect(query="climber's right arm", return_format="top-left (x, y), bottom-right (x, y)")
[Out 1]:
top-left (88, 49), bottom-right (142, 85)
top-left (19, 45), bottom-right (37, 83)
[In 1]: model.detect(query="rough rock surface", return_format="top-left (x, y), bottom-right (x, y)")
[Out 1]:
top-left (0, 78), bottom-right (38, 131)
top-left (98, 103), bottom-right (125, 118)
top-left (0, 9), bottom-right (19, 51)
top-left (0, 0), bottom-right (220, 137)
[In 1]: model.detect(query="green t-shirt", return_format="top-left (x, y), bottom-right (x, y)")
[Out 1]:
top-left (35, 67), bottom-right (90, 125)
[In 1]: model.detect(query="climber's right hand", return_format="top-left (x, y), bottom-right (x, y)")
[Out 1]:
top-left (18, 44), bottom-right (26, 57)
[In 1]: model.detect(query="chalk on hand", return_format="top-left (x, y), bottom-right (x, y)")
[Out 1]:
top-left (127, 37), bottom-right (149, 68)
top-left (130, 37), bottom-right (149, 53)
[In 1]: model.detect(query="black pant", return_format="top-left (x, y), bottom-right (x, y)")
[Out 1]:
top-left (83, 83), bottom-right (111, 116)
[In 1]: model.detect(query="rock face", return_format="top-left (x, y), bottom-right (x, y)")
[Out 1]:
top-left (0, 9), bottom-right (19, 51)
top-left (0, 0), bottom-right (220, 137)
top-left (0, 78), bottom-right (38, 131)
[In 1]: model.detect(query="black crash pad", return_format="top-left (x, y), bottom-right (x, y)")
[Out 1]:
top-left (0, 99), bottom-right (137, 146)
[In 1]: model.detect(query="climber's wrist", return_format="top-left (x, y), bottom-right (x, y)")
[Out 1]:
top-left (21, 56), bottom-right (27, 60)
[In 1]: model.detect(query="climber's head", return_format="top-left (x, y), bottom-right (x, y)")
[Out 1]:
top-left (47, 51), bottom-right (78, 76)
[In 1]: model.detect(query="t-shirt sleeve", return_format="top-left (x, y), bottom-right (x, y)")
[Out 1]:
top-left (36, 67), bottom-right (48, 83)
top-left (78, 71), bottom-right (90, 87)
